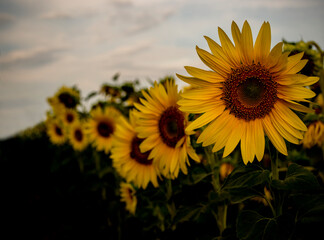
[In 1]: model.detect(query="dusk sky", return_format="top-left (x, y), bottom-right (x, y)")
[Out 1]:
top-left (1, 0), bottom-right (324, 139)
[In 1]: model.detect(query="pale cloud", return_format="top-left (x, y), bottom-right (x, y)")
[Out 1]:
top-left (0, 46), bottom-right (67, 69)
top-left (0, 12), bottom-right (15, 26)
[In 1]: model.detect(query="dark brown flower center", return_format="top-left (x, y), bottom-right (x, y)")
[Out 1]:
top-left (74, 129), bottom-right (83, 142)
top-left (223, 63), bottom-right (278, 121)
top-left (130, 137), bottom-right (152, 165)
top-left (158, 106), bottom-right (185, 148)
top-left (66, 113), bottom-right (75, 123)
top-left (55, 125), bottom-right (63, 136)
top-left (97, 121), bottom-right (114, 137)
top-left (58, 93), bottom-right (77, 108)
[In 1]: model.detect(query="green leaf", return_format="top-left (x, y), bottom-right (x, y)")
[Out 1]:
top-left (221, 165), bottom-right (270, 190)
top-left (85, 91), bottom-right (97, 101)
top-left (293, 193), bottom-right (324, 224)
top-left (192, 171), bottom-right (213, 184)
top-left (237, 210), bottom-right (279, 240)
top-left (219, 164), bottom-right (270, 203)
top-left (271, 163), bottom-right (320, 192)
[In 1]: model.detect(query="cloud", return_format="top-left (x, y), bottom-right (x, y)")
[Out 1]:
top-left (0, 13), bottom-right (15, 26)
top-left (0, 46), bottom-right (67, 69)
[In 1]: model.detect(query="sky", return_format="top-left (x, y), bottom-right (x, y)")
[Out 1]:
top-left (0, 0), bottom-right (324, 139)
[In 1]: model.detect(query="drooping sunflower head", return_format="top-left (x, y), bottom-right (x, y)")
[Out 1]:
top-left (46, 117), bottom-right (67, 145)
top-left (283, 40), bottom-right (323, 77)
top-left (85, 105), bottom-right (121, 154)
top-left (69, 121), bottom-right (89, 151)
top-left (134, 79), bottom-right (200, 179)
top-left (48, 86), bottom-right (80, 112)
top-left (111, 110), bottom-right (160, 189)
top-left (177, 20), bottom-right (318, 164)
top-left (120, 182), bottom-right (137, 215)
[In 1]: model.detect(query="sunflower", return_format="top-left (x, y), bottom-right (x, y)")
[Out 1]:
top-left (120, 182), bottom-right (137, 215)
top-left (177, 21), bottom-right (319, 164)
top-left (134, 79), bottom-right (200, 179)
top-left (59, 108), bottom-right (79, 128)
top-left (111, 110), bottom-right (160, 189)
top-left (48, 86), bottom-right (80, 112)
top-left (46, 117), bottom-right (67, 145)
top-left (301, 121), bottom-right (324, 149)
top-left (69, 121), bottom-right (89, 151)
top-left (85, 106), bottom-right (121, 154)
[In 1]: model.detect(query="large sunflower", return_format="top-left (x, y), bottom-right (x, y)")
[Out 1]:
top-left (85, 106), bottom-right (121, 154)
top-left (111, 110), bottom-right (160, 189)
top-left (177, 21), bottom-right (319, 164)
top-left (134, 79), bottom-right (200, 179)
top-left (69, 121), bottom-right (89, 151)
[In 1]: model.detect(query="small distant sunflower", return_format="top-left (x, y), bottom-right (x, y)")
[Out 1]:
top-left (69, 122), bottom-right (89, 151)
top-left (134, 80), bottom-right (200, 179)
top-left (60, 108), bottom-right (79, 128)
top-left (120, 182), bottom-right (137, 215)
top-left (301, 121), bottom-right (324, 149)
top-left (111, 110), bottom-right (160, 189)
top-left (48, 86), bottom-right (80, 112)
top-left (177, 21), bottom-right (319, 164)
top-left (85, 106), bottom-right (121, 154)
top-left (46, 118), bottom-right (67, 145)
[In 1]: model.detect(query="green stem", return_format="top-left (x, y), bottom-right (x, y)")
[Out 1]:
top-left (223, 204), bottom-right (227, 231)
top-left (271, 149), bottom-right (279, 180)
top-left (204, 145), bottom-right (219, 191)
top-left (265, 195), bottom-right (276, 217)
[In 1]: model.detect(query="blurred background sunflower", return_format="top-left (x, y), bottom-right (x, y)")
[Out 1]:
top-left (119, 182), bottom-right (137, 215)
top-left (111, 110), bottom-right (160, 189)
top-left (68, 121), bottom-right (89, 152)
top-left (85, 106), bottom-right (121, 154)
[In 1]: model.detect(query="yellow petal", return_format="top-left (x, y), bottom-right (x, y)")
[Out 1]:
top-left (231, 21), bottom-right (242, 59)
top-left (283, 99), bottom-right (314, 113)
top-left (180, 87), bottom-right (222, 100)
top-left (274, 101), bottom-right (307, 131)
top-left (253, 119), bottom-right (265, 161)
top-left (286, 59), bottom-right (308, 74)
top-left (277, 86), bottom-right (316, 102)
top-left (176, 74), bottom-right (215, 88)
top-left (179, 100), bottom-right (224, 114)
top-left (241, 20), bottom-right (254, 64)
top-left (266, 42), bottom-right (283, 69)
top-left (186, 106), bottom-right (225, 132)
top-left (223, 118), bottom-right (244, 158)
top-left (204, 36), bottom-right (232, 68)
top-left (184, 66), bottom-right (225, 83)
top-left (271, 109), bottom-right (303, 139)
top-left (270, 112), bottom-right (300, 144)
top-left (197, 110), bottom-right (230, 144)
top-left (262, 115), bottom-right (288, 155)
top-left (196, 46), bottom-right (230, 78)
top-left (218, 27), bottom-right (240, 67)
top-left (211, 116), bottom-right (235, 152)
top-left (254, 21), bottom-right (271, 63)
top-left (240, 123), bottom-right (252, 165)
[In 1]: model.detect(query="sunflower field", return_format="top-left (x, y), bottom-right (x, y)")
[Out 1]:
top-left (1, 21), bottom-right (324, 240)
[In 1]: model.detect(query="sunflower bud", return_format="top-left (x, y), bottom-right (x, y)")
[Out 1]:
top-left (219, 162), bottom-right (235, 182)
